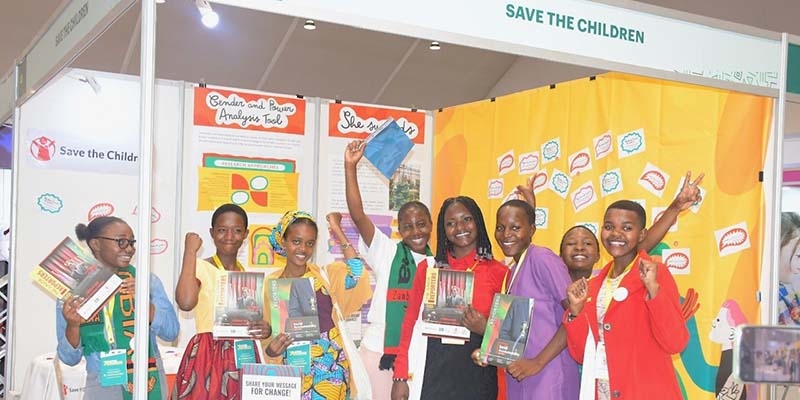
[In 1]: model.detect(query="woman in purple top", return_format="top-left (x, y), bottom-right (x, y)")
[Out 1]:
top-left (492, 199), bottom-right (579, 400)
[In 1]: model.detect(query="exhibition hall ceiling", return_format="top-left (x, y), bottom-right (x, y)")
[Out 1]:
top-left (2, 0), bottom-right (799, 112)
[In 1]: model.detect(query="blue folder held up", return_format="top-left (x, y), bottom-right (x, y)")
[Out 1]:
top-left (363, 117), bottom-right (414, 179)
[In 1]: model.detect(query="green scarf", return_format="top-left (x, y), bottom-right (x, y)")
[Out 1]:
top-left (79, 265), bottom-right (162, 400)
top-left (383, 242), bottom-right (431, 354)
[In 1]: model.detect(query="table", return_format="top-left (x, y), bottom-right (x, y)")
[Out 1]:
top-left (20, 346), bottom-right (184, 400)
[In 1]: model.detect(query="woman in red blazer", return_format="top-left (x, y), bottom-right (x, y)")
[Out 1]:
top-left (564, 200), bottom-right (688, 399)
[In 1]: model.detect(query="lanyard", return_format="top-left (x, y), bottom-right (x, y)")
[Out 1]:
top-left (601, 257), bottom-right (636, 313)
top-left (103, 295), bottom-right (116, 347)
top-left (212, 254), bottom-right (244, 271)
top-left (502, 249), bottom-right (528, 294)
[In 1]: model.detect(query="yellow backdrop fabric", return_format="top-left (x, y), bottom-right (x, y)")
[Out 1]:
top-left (432, 72), bottom-right (773, 399)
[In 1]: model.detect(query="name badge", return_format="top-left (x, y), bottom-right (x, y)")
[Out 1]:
top-left (234, 340), bottom-right (257, 368)
top-left (286, 342), bottom-right (311, 374)
top-left (99, 349), bottom-right (128, 387)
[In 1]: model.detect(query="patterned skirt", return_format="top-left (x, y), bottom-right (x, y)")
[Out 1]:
top-left (171, 333), bottom-right (262, 400)
top-left (300, 327), bottom-right (351, 400)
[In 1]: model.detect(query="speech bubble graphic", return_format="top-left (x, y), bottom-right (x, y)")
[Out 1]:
top-left (132, 206), bottom-right (163, 223)
top-left (719, 228), bottom-right (747, 252)
top-left (600, 169), bottom-right (622, 196)
top-left (534, 208), bottom-right (548, 229)
top-left (640, 170), bottom-right (666, 191)
top-left (488, 179), bottom-right (504, 199)
top-left (497, 151), bottom-right (515, 176)
top-left (37, 193), bottom-right (63, 214)
top-left (150, 239), bottom-right (168, 255)
top-left (665, 252), bottom-right (689, 270)
top-left (568, 151), bottom-right (591, 176)
top-left (88, 203), bottom-right (115, 221)
top-left (617, 129), bottom-right (646, 158)
top-left (541, 138), bottom-right (560, 163)
top-left (652, 207), bottom-right (678, 232)
top-left (715, 222), bottom-right (751, 257)
top-left (550, 170), bottom-right (571, 199)
top-left (663, 250), bottom-right (690, 275)
top-left (518, 152), bottom-right (539, 174)
top-left (532, 170), bottom-right (549, 193)
top-left (594, 132), bottom-right (613, 159)
top-left (571, 183), bottom-right (597, 213)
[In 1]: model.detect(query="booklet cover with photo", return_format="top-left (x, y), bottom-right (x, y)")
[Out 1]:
top-left (479, 293), bottom-right (534, 367)
top-left (213, 271), bottom-right (266, 338)
top-left (268, 277), bottom-right (321, 340)
top-left (420, 267), bottom-right (474, 340)
top-left (363, 117), bottom-right (414, 179)
top-left (31, 237), bottom-right (123, 319)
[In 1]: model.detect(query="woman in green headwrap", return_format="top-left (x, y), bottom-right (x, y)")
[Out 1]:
top-left (264, 210), bottom-right (372, 400)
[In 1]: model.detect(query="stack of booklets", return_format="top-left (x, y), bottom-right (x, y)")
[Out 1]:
top-left (268, 277), bottom-right (321, 340)
top-left (420, 267), bottom-right (474, 340)
top-left (212, 271), bottom-right (266, 338)
top-left (479, 293), bottom-right (534, 367)
top-left (31, 237), bottom-right (123, 319)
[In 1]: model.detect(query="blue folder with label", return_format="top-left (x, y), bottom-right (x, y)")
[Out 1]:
top-left (363, 117), bottom-right (414, 179)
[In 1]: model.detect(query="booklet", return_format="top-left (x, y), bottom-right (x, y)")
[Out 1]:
top-left (420, 267), bottom-right (474, 340)
top-left (212, 271), bottom-right (266, 338)
top-left (240, 363), bottom-right (302, 400)
top-left (479, 293), bottom-right (534, 367)
top-left (363, 117), bottom-right (414, 179)
top-left (268, 277), bottom-right (321, 340)
top-left (31, 237), bottom-right (123, 319)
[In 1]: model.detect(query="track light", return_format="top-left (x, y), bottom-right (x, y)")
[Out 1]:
top-left (195, 0), bottom-right (219, 29)
top-left (155, 0), bottom-right (165, 4)
top-left (303, 20), bottom-right (316, 30)
top-left (429, 41), bottom-right (441, 50)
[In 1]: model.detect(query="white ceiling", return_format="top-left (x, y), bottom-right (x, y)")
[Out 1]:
top-left (2, 0), bottom-right (799, 113)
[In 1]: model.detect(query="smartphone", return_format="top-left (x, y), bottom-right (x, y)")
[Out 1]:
top-left (734, 325), bottom-right (800, 384)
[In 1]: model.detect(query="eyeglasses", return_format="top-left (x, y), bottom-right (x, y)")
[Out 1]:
top-left (96, 236), bottom-right (137, 249)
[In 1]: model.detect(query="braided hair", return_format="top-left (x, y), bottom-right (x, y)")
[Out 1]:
top-left (435, 196), bottom-right (493, 263)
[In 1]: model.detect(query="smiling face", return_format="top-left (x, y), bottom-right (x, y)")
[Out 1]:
top-left (209, 211), bottom-right (248, 257)
top-left (398, 205), bottom-right (432, 254)
top-left (282, 220), bottom-right (317, 270)
top-left (601, 208), bottom-right (646, 267)
top-left (709, 307), bottom-right (734, 348)
top-left (560, 227), bottom-right (600, 276)
top-left (495, 205), bottom-right (535, 261)
top-left (89, 221), bottom-right (136, 269)
top-left (444, 202), bottom-right (478, 257)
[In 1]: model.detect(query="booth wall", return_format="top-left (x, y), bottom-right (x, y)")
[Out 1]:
top-left (432, 72), bottom-right (773, 399)
top-left (11, 70), bottom-right (183, 389)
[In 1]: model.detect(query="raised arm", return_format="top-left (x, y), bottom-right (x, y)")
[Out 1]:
top-left (639, 171), bottom-right (704, 252)
top-left (344, 140), bottom-right (376, 247)
top-left (327, 212), bottom-right (364, 290)
top-left (516, 175), bottom-right (536, 210)
top-left (175, 232), bottom-right (203, 311)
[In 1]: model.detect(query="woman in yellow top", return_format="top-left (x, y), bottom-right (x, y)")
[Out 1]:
top-left (265, 210), bottom-right (372, 400)
top-left (173, 204), bottom-right (271, 399)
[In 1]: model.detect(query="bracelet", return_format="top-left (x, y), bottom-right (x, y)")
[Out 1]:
top-left (341, 242), bottom-right (352, 250)
top-left (393, 378), bottom-right (408, 382)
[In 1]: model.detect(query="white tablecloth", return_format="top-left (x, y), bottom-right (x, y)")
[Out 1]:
top-left (20, 346), bottom-right (184, 400)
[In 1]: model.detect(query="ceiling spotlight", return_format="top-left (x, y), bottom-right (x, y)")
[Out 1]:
top-left (303, 20), bottom-right (316, 30)
top-left (195, 0), bottom-right (219, 29)
top-left (155, 0), bottom-right (165, 4)
top-left (429, 41), bottom-right (441, 50)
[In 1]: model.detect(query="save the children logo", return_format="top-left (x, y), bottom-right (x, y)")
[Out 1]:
top-left (30, 136), bottom-right (56, 161)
